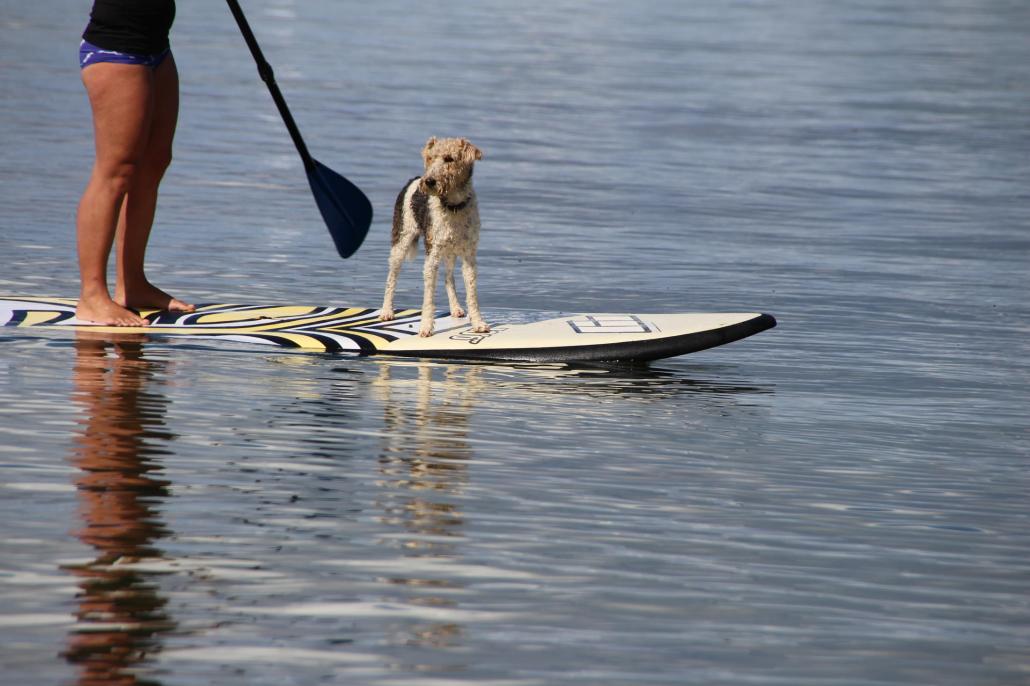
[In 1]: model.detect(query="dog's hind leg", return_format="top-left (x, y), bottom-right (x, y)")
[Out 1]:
top-left (380, 232), bottom-right (417, 321)
top-left (461, 254), bottom-right (489, 333)
top-left (443, 255), bottom-right (466, 319)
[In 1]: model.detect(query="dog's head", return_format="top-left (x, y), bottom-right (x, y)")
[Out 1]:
top-left (420, 137), bottom-right (482, 198)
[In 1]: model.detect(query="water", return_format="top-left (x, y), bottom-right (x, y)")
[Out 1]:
top-left (2, 1), bottom-right (1029, 684)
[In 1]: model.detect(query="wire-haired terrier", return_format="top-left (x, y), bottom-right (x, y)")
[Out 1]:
top-left (380, 136), bottom-right (489, 338)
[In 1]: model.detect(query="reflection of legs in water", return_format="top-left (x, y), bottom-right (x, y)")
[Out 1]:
top-left (62, 333), bottom-right (176, 684)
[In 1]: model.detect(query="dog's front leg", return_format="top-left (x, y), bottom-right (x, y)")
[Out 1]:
top-left (461, 254), bottom-right (490, 333)
top-left (419, 252), bottom-right (441, 337)
top-left (444, 255), bottom-right (466, 319)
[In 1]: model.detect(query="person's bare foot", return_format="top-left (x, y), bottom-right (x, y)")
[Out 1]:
top-left (116, 280), bottom-right (195, 314)
top-left (76, 293), bottom-right (148, 327)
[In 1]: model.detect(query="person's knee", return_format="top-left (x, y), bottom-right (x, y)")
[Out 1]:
top-left (98, 160), bottom-right (141, 197)
top-left (102, 148), bottom-right (171, 192)
top-left (138, 146), bottom-right (173, 184)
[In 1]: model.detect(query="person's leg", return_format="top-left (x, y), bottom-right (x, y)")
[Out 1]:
top-left (76, 63), bottom-right (154, 326)
top-left (114, 53), bottom-right (193, 313)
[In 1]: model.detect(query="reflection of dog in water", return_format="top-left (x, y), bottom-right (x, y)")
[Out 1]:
top-left (371, 361), bottom-right (487, 648)
top-left (372, 362), bottom-right (487, 538)
top-left (380, 137), bottom-right (489, 338)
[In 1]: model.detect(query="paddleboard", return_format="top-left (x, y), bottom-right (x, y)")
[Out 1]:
top-left (0, 296), bottom-right (775, 363)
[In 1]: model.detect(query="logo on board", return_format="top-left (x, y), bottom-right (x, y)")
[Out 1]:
top-left (450, 326), bottom-right (508, 345)
top-left (566, 315), bottom-right (653, 334)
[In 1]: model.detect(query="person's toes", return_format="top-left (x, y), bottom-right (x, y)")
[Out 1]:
top-left (162, 296), bottom-right (194, 312)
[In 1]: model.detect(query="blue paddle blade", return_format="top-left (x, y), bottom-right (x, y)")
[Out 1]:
top-left (307, 158), bottom-right (373, 259)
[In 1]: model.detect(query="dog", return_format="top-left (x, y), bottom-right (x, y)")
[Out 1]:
top-left (380, 136), bottom-right (489, 338)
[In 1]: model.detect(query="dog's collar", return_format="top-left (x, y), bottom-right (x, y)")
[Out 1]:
top-left (440, 196), bottom-right (471, 212)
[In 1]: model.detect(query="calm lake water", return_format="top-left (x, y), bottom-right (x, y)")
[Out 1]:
top-left (2, 1), bottom-right (1029, 684)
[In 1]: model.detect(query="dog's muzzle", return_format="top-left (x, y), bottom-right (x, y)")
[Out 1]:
top-left (420, 176), bottom-right (440, 195)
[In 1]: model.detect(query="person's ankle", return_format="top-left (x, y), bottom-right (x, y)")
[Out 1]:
top-left (79, 284), bottom-right (112, 301)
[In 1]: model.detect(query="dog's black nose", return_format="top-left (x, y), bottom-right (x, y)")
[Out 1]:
top-left (425, 177), bottom-right (436, 188)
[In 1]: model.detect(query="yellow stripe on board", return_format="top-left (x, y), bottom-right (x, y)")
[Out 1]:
top-left (196, 306), bottom-right (322, 324)
top-left (194, 307), bottom-right (368, 330)
top-left (334, 329), bottom-right (391, 349)
top-left (262, 332), bottom-right (336, 350)
top-left (22, 311), bottom-right (67, 326)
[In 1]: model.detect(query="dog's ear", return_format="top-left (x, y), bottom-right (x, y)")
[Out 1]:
top-left (422, 137), bottom-right (437, 164)
top-left (460, 139), bottom-right (483, 163)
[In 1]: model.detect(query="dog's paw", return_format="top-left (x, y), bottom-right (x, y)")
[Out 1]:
top-left (450, 307), bottom-right (467, 319)
top-left (419, 320), bottom-right (435, 337)
top-left (379, 309), bottom-right (395, 322)
top-left (472, 322), bottom-right (491, 333)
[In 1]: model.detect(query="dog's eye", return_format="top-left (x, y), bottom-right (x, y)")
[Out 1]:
top-left (443, 155), bottom-right (454, 163)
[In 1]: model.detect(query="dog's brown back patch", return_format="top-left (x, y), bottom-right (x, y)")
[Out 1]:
top-left (392, 176), bottom-right (421, 245)
top-left (410, 182), bottom-right (432, 252)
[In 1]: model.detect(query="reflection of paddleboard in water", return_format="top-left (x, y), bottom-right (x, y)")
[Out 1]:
top-left (0, 296), bottom-right (775, 363)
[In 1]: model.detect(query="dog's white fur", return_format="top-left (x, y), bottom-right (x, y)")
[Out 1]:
top-left (380, 137), bottom-right (489, 337)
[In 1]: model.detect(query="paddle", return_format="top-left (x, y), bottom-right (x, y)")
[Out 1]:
top-left (225, 0), bottom-right (372, 258)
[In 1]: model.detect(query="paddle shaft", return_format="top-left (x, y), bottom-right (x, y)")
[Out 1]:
top-left (225, 0), bottom-right (315, 171)
top-left (224, 0), bottom-right (374, 259)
